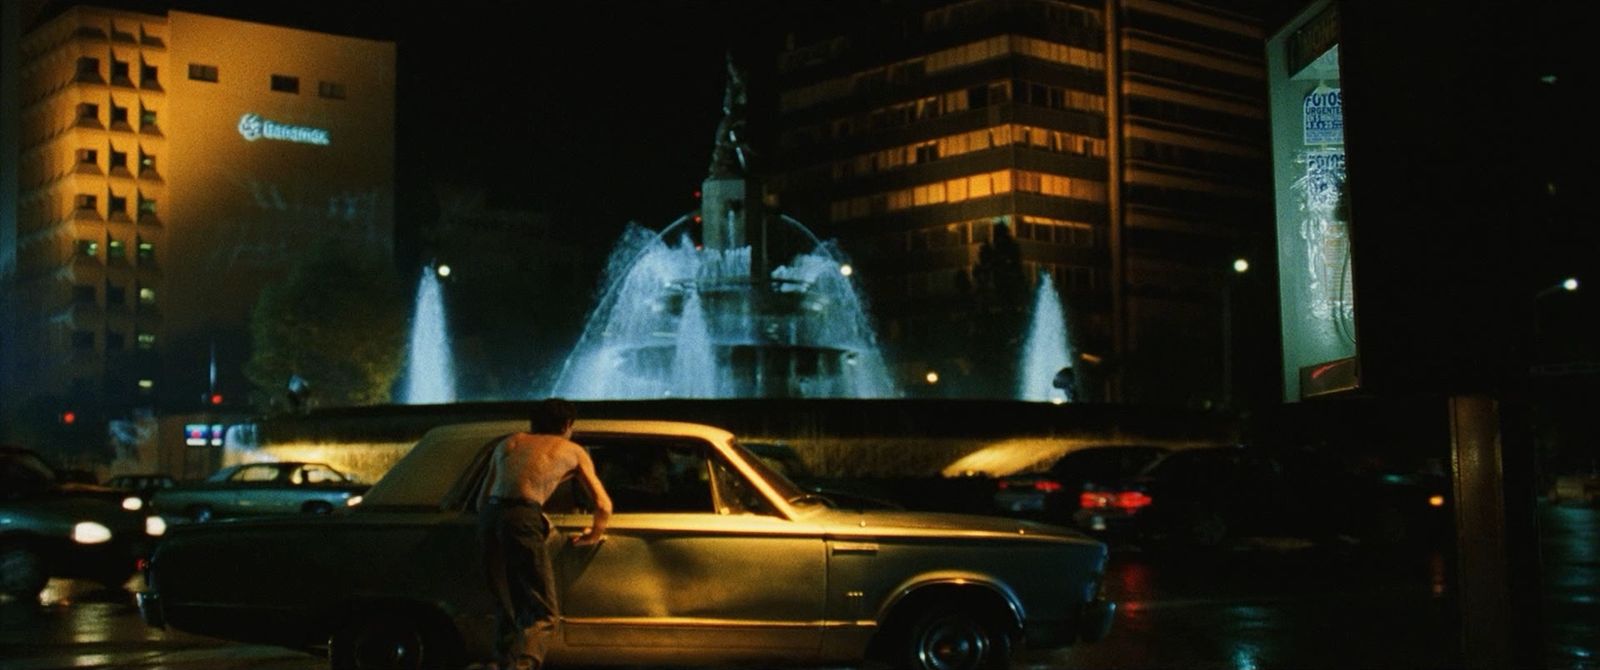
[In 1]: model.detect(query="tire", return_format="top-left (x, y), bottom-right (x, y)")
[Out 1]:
top-left (896, 603), bottom-right (1011, 670)
top-left (187, 505), bottom-right (214, 523)
top-left (330, 612), bottom-right (457, 670)
top-left (0, 545), bottom-right (49, 601)
top-left (1179, 507), bottom-right (1229, 549)
top-left (304, 501), bottom-right (334, 515)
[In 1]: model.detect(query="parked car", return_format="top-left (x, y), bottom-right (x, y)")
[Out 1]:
top-left (741, 440), bottom-right (904, 510)
top-left (1, 445), bottom-right (167, 599)
top-left (140, 420), bottom-right (1115, 670)
top-left (1074, 445), bottom-right (1451, 550)
top-left (106, 473), bottom-right (178, 506)
top-left (994, 445), bottom-right (1171, 520)
top-left (151, 461), bottom-right (368, 522)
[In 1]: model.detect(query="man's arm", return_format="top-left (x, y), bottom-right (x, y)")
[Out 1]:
top-left (571, 445), bottom-right (612, 546)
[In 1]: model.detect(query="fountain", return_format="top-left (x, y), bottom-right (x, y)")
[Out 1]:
top-left (551, 55), bottom-right (896, 399)
top-left (400, 265), bottom-right (457, 404)
top-left (1018, 270), bottom-right (1073, 403)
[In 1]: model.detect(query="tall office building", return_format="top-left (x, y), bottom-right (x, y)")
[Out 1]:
top-left (773, 0), bottom-right (1272, 404)
top-left (2, 4), bottom-right (394, 445)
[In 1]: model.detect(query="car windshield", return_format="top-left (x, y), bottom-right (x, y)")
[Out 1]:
top-left (728, 440), bottom-right (806, 505)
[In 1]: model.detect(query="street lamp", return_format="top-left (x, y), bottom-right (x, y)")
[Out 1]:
top-left (436, 264), bottom-right (452, 279)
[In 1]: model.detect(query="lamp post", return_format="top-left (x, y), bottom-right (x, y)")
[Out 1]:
top-left (1222, 257), bottom-right (1250, 408)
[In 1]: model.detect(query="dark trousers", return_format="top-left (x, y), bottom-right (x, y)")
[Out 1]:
top-left (480, 499), bottom-right (557, 668)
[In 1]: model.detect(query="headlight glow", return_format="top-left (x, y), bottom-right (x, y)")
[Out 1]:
top-left (346, 495), bottom-right (364, 507)
top-left (145, 515), bottom-right (167, 536)
top-left (72, 521), bottom-right (113, 544)
top-left (122, 496), bottom-right (144, 511)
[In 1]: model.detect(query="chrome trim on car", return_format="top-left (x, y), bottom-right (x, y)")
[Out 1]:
top-left (878, 575), bottom-right (1026, 628)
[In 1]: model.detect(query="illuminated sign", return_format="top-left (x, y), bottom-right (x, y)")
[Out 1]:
top-left (184, 423), bottom-right (228, 447)
top-left (237, 113), bottom-right (330, 146)
top-left (1303, 87), bottom-right (1342, 145)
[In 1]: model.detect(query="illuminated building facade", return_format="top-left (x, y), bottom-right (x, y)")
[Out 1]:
top-left (2, 5), bottom-right (394, 443)
top-left (773, 0), bottom-right (1273, 403)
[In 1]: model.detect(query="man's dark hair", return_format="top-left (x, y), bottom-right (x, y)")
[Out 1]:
top-left (530, 398), bottom-right (577, 434)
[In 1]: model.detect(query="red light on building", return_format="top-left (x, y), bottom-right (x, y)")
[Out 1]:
top-left (209, 393), bottom-right (224, 405)
top-left (60, 410), bottom-right (76, 425)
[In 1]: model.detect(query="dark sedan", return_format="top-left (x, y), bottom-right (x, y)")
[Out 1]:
top-left (1075, 445), bottom-right (1451, 550)
top-left (1, 446), bottom-right (167, 599)
top-left (994, 445), bottom-right (1170, 520)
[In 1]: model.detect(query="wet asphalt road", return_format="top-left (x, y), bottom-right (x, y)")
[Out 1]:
top-left (2, 504), bottom-right (1594, 670)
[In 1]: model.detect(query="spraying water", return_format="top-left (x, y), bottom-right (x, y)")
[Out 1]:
top-left (551, 218), bottom-right (896, 399)
top-left (1018, 271), bottom-right (1073, 402)
top-left (401, 266), bottom-right (456, 404)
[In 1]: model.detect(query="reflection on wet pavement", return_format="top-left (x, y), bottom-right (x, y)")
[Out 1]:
top-left (0, 505), bottom-right (1593, 670)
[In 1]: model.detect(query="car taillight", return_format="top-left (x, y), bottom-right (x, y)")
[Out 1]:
top-left (1081, 491), bottom-right (1113, 509)
top-left (1428, 494), bottom-right (1445, 508)
top-left (1080, 490), bottom-right (1151, 510)
top-left (1115, 491), bottom-right (1153, 510)
top-left (1034, 480), bottom-right (1063, 492)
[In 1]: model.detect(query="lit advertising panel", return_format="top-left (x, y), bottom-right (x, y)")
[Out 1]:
top-left (1267, 0), bottom-right (1358, 401)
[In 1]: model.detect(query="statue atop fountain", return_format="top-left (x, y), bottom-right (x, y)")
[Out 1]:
top-left (551, 55), bottom-right (897, 399)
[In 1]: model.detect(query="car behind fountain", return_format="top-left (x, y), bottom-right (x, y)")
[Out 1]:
top-left (138, 419), bottom-right (1114, 669)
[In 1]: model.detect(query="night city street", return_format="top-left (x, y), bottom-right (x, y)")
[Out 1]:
top-left (2, 503), bottom-right (1595, 670)
top-left (4, 0), bottom-right (1598, 669)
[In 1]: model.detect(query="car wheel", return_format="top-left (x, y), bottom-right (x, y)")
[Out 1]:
top-left (187, 505), bottom-right (214, 523)
top-left (330, 613), bottom-right (455, 670)
top-left (304, 501), bottom-right (334, 515)
top-left (899, 604), bottom-right (1011, 670)
top-left (0, 545), bottom-right (48, 601)
top-left (1183, 508), bottom-right (1229, 549)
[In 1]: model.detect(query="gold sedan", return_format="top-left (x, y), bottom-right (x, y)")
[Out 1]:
top-left (139, 420), bottom-right (1115, 669)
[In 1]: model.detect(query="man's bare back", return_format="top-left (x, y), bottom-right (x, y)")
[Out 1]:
top-left (480, 429), bottom-right (611, 545)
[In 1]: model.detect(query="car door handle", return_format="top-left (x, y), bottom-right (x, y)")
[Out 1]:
top-left (831, 541), bottom-right (879, 555)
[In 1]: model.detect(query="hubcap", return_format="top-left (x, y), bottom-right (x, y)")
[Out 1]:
top-left (916, 616), bottom-right (987, 670)
top-left (353, 622), bottom-right (424, 670)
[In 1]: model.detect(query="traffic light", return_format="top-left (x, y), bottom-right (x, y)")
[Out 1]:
top-left (209, 393), bottom-right (224, 406)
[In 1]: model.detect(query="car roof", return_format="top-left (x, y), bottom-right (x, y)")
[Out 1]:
top-left (361, 419), bottom-right (736, 508)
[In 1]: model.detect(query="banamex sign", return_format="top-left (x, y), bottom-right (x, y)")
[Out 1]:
top-left (237, 113), bottom-right (331, 146)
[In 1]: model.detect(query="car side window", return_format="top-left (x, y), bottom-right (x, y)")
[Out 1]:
top-left (590, 441), bottom-right (714, 514)
top-left (298, 464), bottom-right (345, 484)
top-left (233, 464), bottom-right (281, 482)
top-left (710, 456), bottom-right (778, 517)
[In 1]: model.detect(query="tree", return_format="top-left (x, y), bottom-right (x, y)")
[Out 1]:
top-left (245, 241), bottom-right (407, 409)
top-left (964, 221), bottom-right (1030, 397)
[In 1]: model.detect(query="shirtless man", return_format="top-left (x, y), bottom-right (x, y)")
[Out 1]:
top-left (477, 398), bottom-right (611, 670)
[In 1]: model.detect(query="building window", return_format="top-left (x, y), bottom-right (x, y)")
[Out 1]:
top-left (137, 197), bottom-right (157, 218)
top-left (110, 150), bottom-right (128, 171)
top-left (110, 105), bottom-right (129, 125)
top-left (72, 331), bottom-right (95, 351)
top-left (140, 63), bottom-right (159, 87)
top-left (109, 195), bottom-right (128, 216)
top-left (140, 107), bottom-right (157, 127)
top-left (76, 57), bottom-right (100, 80)
top-left (78, 103), bottom-right (99, 123)
top-left (72, 285), bottom-right (96, 304)
top-left (138, 287), bottom-right (156, 305)
top-left (77, 148), bottom-right (98, 166)
top-left (271, 74), bottom-right (300, 93)
top-left (108, 239), bottom-right (126, 259)
top-left (138, 151), bottom-right (155, 172)
top-left (76, 194), bottom-right (97, 211)
top-left (107, 284), bottom-right (126, 305)
top-left (110, 59), bottom-right (131, 83)
top-left (136, 332), bottom-right (156, 349)
top-left (106, 331), bottom-right (125, 350)
top-left (136, 241), bottom-right (154, 261)
top-left (77, 240), bottom-right (99, 257)
top-left (318, 81), bottom-right (346, 99)
top-left (137, 378), bottom-right (154, 391)
top-left (188, 63), bottom-right (218, 82)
